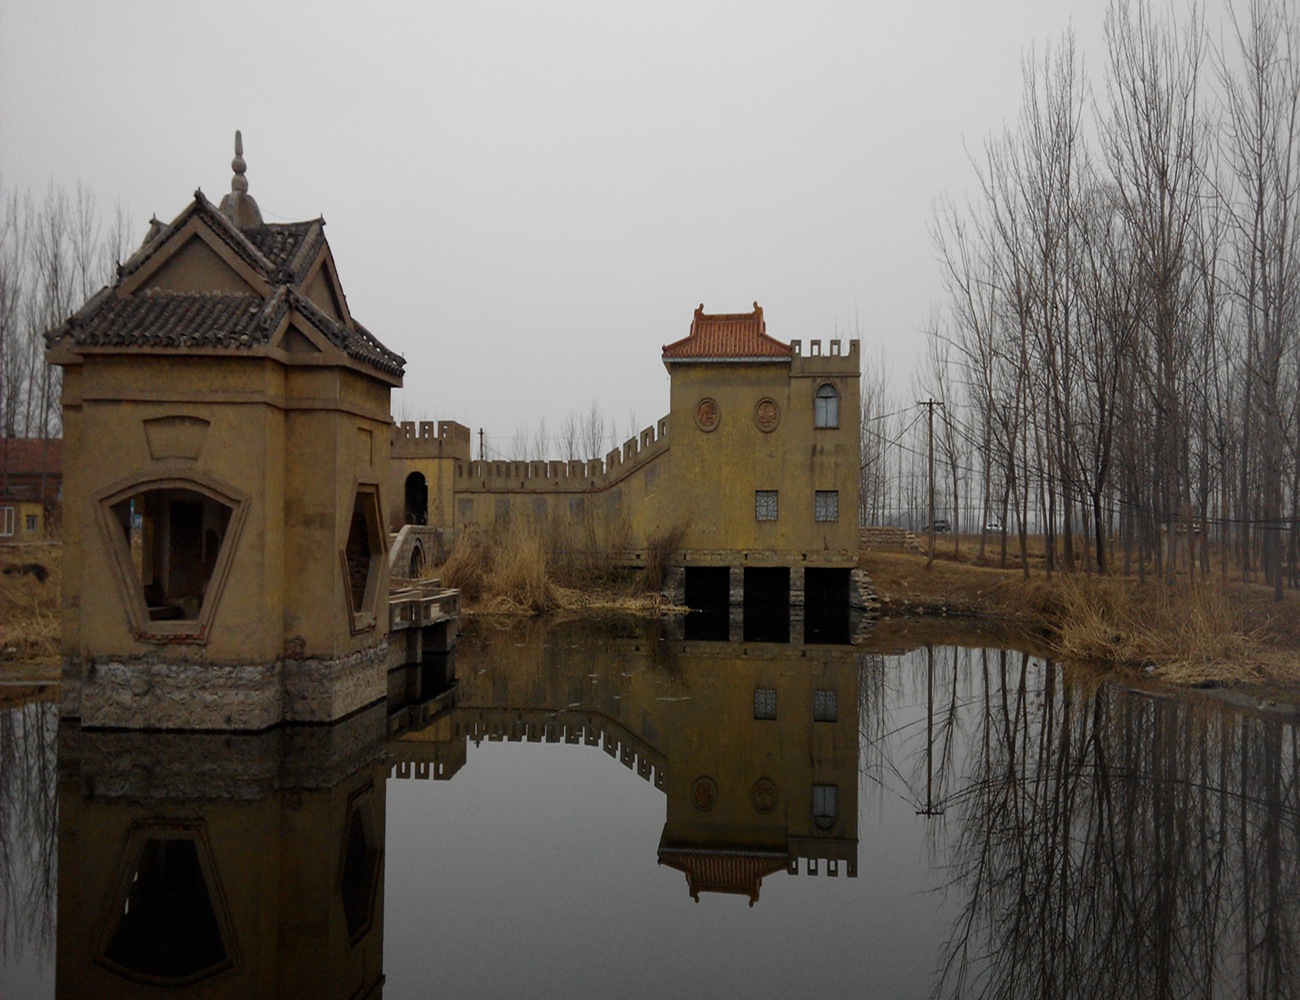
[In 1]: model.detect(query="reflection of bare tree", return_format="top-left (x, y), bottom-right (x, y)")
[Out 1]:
top-left (0, 701), bottom-right (59, 966)
top-left (916, 649), bottom-right (1300, 1000)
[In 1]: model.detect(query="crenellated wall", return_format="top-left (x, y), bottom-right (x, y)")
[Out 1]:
top-left (457, 416), bottom-right (669, 490)
top-left (386, 329), bottom-right (865, 594)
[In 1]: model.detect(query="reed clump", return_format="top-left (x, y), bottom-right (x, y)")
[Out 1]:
top-left (441, 519), bottom-right (558, 614)
top-left (1047, 574), bottom-right (1262, 684)
top-left (437, 517), bottom-right (685, 616)
top-left (0, 545), bottom-right (61, 662)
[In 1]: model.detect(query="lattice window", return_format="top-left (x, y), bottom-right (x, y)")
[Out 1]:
top-left (755, 490), bottom-right (778, 521)
top-left (754, 687), bottom-right (777, 720)
top-left (814, 689), bottom-right (837, 722)
top-left (815, 490), bottom-right (839, 522)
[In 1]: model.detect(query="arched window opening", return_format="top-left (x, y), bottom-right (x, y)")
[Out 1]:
top-left (111, 489), bottom-right (233, 621)
top-left (814, 384), bottom-right (840, 429)
top-left (812, 784), bottom-right (838, 831)
top-left (404, 472), bottom-right (428, 526)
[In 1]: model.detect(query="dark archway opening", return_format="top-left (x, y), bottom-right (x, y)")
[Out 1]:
top-left (404, 472), bottom-right (428, 526)
top-left (743, 566), bottom-right (790, 643)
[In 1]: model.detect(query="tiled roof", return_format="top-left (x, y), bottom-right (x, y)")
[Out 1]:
top-left (48, 192), bottom-right (404, 379)
top-left (243, 221), bottom-right (325, 283)
top-left (661, 303), bottom-right (792, 361)
top-left (64, 291), bottom-right (271, 349)
top-left (55, 288), bottom-right (405, 377)
top-left (0, 438), bottom-right (63, 477)
top-left (658, 848), bottom-right (790, 905)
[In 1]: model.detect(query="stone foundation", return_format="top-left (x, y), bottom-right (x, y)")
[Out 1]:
top-left (64, 639), bottom-right (390, 731)
top-left (661, 562), bottom-right (879, 612)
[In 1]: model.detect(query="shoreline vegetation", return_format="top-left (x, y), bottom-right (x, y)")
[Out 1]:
top-left (5, 533), bottom-right (1300, 694)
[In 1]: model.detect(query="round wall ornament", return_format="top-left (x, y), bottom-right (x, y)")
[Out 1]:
top-left (694, 397), bottom-right (720, 432)
top-left (691, 776), bottom-right (719, 811)
top-left (751, 777), bottom-right (778, 813)
top-left (754, 397), bottom-right (780, 432)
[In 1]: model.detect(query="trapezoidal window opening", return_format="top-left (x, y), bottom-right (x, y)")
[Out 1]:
top-left (98, 825), bottom-right (235, 987)
top-left (110, 488), bottom-right (233, 622)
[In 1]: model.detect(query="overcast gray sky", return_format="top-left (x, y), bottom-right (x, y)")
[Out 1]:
top-left (0, 1), bottom-right (1218, 456)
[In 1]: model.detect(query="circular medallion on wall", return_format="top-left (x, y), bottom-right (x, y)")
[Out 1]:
top-left (754, 397), bottom-right (780, 432)
top-left (694, 398), bottom-right (720, 432)
top-left (751, 777), bottom-right (778, 813)
top-left (691, 776), bottom-right (719, 811)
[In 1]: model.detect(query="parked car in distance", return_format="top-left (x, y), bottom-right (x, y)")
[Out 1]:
top-left (925, 519), bottom-right (951, 533)
top-left (984, 519), bottom-right (1004, 532)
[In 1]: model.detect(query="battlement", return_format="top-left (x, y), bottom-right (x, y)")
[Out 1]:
top-left (456, 415), bottom-right (669, 491)
top-left (391, 419), bottom-right (473, 460)
top-left (789, 338), bottom-right (859, 374)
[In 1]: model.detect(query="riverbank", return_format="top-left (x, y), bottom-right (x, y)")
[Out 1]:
top-left (6, 540), bottom-right (1300, 693)
top-left (861, 548), bottom-right (1300, 690)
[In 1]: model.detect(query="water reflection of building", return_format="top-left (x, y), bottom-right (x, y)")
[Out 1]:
top-left (55, 707), bottom-right (388, 999)
top-left (392, 622), bottom-right (861, 904)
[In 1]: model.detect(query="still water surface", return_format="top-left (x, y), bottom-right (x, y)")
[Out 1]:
top-left (2, 618), bottom-right (1298, 998)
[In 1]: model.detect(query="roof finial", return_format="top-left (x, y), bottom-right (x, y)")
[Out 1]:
top-left (218, 129), bottom-right (263, 228)
top-left (231, 130), bottom-right (248, 194)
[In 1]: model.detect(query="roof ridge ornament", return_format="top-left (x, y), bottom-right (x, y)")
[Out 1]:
top-left (218, 130), bottom-right (264, 229)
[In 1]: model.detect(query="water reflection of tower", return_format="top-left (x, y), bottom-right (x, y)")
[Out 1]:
top-left (391, 622), bottom-right (862, 905)
top-left (55, 707), bottom-right (388, 999)
top-left (656, 643), bottom-right (860, 904)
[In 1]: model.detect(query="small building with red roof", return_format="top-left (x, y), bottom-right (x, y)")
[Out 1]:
top-left (0, 436), bottom-right (63, 540)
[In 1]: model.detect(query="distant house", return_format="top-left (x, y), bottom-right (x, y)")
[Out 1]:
top-left (0, 437), bottom-right (63, 540)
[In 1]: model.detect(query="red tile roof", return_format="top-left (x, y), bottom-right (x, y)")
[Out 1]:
top-left (658, 847), bottom-right (790, 905)
top-left (661, 303), bottom-right (792, 362)
top-left (0, 438), bottom-right (63, 477)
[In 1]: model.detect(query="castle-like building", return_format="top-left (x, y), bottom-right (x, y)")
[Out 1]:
top-left (391, 303), bottom-right (866, 609)
top-left (44, 137), bottom-right (868, 732)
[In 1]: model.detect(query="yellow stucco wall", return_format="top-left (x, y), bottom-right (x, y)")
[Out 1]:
top-left (667, 344), bottom-right (860, 564)
top-left (400, 340), bottom-right (862, 573)
top-left (60, 353), bottom-right (393, 666)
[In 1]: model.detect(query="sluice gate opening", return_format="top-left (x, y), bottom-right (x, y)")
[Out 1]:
top-left (803, 567), bottom-right (852, 644)
top-left (743, 567), bottom-right (790, 643)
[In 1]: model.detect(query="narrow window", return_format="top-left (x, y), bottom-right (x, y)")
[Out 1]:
top-left (755, 490), bottom-right (778, 522)
top-left (812, 784), bottom-right (838, 831)
top-left (814, 689), bottom-right (837, 722)
top-left (0, 508), bottom-right (13, 536)
top-left (754, 687), bottom-right (777, 720)
top-left (25, 514), bottom-right (38, 532)
top-left (814, 490), bottom-right (839, 522)
top-left (814, 384), bottom-right (839, 428)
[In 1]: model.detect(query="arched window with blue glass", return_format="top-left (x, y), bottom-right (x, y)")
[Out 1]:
top-left (814, 383), bottom-right (839, 428)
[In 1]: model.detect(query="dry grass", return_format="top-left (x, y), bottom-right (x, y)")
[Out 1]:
top-left (0, 544), bottom-right (61, 664)
top-left (438, 518), bottom-right (686, 616)
top-left (441, 520), bottom-right (559, 614)
top-left (1046, 574), bottom-right (1263, 685)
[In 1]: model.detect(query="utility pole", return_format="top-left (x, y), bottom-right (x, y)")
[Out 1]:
top-left (915, 645), bottom-right (945, 817)
top-left (919, 398), bottom-right (943, 569)
top-left (478, 427), bottom-right (485, 461)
